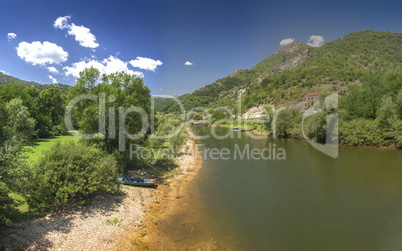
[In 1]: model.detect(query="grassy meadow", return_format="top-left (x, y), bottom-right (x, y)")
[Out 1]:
top-left (24, 131), bottom-right (80, 162)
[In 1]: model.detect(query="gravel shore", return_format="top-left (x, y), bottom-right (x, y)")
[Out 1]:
top-left (0, 139), bottom-right (198, 251)
top-left (0, 186), bottom-right (153, 250)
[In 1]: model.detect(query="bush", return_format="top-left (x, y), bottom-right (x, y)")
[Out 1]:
top-left (27, 141), bottom-right (119, 211)
top-left (0, 181), bottom-right (13, 225)
top-left (275, 109), bottom-right (294, 137)
top-left (51, 124), bottom-right (68, 137)
top-left (303, 112), bottom-right (328, 143)
top-left (392, 120), bottom-right (402, 148)
top-left (339, 119), bottom-right (388, 146)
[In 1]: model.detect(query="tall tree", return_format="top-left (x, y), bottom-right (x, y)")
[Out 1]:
top-left (3, 98), bottom-right (36, 142)
top-left (396, 90), bottom-right (402, 120)
top-left (376, 96), bottom-right (398, 129)
top-left (68, 68), bottom-right (151, 153)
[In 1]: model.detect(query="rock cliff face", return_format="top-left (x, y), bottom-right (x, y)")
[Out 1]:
top-left (243, 106), bottom-right (266, 119)
top-left (271, 45), bottom-right (309, 75)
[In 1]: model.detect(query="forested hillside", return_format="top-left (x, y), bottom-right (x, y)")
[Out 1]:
top-left (0, 72), bottom-right (70, 92)
top-left (153, 96), bottom-right (176, 112)
top-left (168, 30), bottom-right (402, 111)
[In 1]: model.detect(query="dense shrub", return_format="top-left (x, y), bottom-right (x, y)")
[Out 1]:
top-left (27, 141), bottom-right (119, 211)
top-left (302, 112), bottom-right (328, 143)
top-left (339, 119), bottom-right (387, 146)
top-left (275, 109), bottom-right (294, 137)
top-left (391, 121), bottom-right (402, 148)
top-left (149, 113), bottom-right (188, 150)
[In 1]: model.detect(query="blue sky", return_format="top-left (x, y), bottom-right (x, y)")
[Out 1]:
top-left (0, 0), bottom-right (401, 96)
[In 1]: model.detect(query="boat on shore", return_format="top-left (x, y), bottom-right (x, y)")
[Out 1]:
top-left (231, 127), bottom-right (240, 130)
top-left (117, 177), bottom-right (157, 187)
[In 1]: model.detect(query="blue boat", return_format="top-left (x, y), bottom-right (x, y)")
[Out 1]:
top-left (117, 177), bottom-right (156, 187)
top-left (231, 127), bottom-right (240, 130)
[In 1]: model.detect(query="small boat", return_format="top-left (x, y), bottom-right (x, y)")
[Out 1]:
top-left (117, 177), bottom-right (157, 187)
top-left (231, 127), bottom-right (240, 130)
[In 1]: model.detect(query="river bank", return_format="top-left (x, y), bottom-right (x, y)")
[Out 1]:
top-left (206, 123), bottom-right (270, 137)
top-left (115, 138), bottom-right (218, 250)
top-left (0, 138), bottom-right (205, 250)
top-left (159, 125), bottom-right (402, 250)
top-left (207, 123), bottom-right (401, 150)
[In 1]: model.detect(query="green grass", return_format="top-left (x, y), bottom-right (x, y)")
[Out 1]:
top-left (218, 120), bottom-right (271, 133)
top-left (1, 131), bottom-right (81, 224)
top-left (24, 131), bottom-right (80, 162)
top-left (105, 218), bottom-right (122, 227)
top-left (0, 131), bottom-right (79, 222)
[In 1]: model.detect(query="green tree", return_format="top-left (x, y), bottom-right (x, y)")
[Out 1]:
top-left (0, 99), bottom-right (6, 143)
top-left (3, 98), bottom-right (36, 142)
top-left (0, 99), bottom-right (33, 225)
top-left (396, 90), bottom-right (402, 120)
top-left (27, 141), bottom-right (119, 211)
top-left (339, 119), bottom-right (387, 146)
top-left (376, 96), bottom-right (398, 129)
top-left (37, 88), bottom-right (66, 136)
top-left (304, 112), bottom-right (327, 143)
top-left (68, 68), bottom-right (151, 157)
top-left (211, 109), bottom-right (229, 122)
top-left (76, 66), bottom-right (100, 91)
top-left (392, 121), bottom-right (402, 148)
top-left (275, 109), bottom-right (294, 137)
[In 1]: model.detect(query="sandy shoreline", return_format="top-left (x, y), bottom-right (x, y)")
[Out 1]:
top-left (0, 138), bottom-right (204, 251)
top-left (114, 137), bottom-right (216, 250)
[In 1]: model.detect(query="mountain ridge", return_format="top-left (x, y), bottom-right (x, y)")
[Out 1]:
top-left (0, 72), bottom-right (70, 92)
top-left (167, 30), bottom-right (402, 112)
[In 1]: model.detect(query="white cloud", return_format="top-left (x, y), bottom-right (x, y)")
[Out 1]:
top-left (0, 70), bottom-right (8, 75)
top-left (7, 33), bottom-right (17, 41)
top-left (47, 66), bottom-right (59, 74)
top-left (16, 41), bottom-right (68, 65)
top-left (129, 57), bottom-right (163, 71)
top-left (54, 15), bottom-right (99, 49)
top-left (279, 38), bottom-right (295, 46)
top-left (64, 60), bottom-right (106, 78)
top-left (184, 61), bottom-right (193, 66)
top-left (54, 15), bottom-right (71, 29)
top-left (103, 56), bottom-right (136, 75)
top-left (68, 24), bottom-right (99, 48)
top-left (307, 35), bottom-right (325, 47)
top-left (64, 56), bottom-right (143, 79)
top-left (48, 75), bottom-right (58, 84)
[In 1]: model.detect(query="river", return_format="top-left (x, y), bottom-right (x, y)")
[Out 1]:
top-left (185, 125), bottom-right (402, 250)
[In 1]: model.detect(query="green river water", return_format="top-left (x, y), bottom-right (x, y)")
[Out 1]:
top-left (187, 125), bottom-right (402, 250)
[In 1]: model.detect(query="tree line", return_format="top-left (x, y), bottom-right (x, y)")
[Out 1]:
top-left (1, 67), bottom-right (189, 225)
